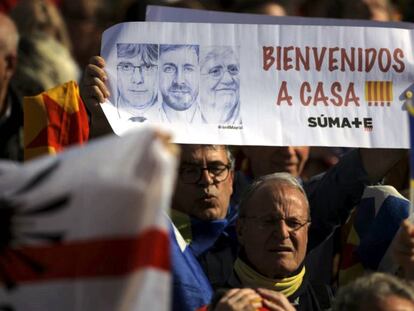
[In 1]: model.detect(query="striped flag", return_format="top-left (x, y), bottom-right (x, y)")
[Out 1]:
top-left (24, 81), bottom-right (89, 161)
top-left (0, 128), bottom-right (176, 311)
top-left (338, 185), bottom-right (409, 286)
top-left (364, 81), bottom-right (393, 106)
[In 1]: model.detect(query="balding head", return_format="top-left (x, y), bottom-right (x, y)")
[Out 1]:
top-left (0, 13), bottom-right (18, 55)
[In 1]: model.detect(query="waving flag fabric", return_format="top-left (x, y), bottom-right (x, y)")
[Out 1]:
top-left (0, 128), bottom-right (176, 311)
top-left (170, 224), bottom-right (213, 311)
top-left (24, 81), bottom-right (89, 161)
top-left (339, 185), bottom-right (410, 285)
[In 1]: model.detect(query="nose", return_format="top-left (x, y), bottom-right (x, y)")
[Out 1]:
top-left (220, 69), bottom-right (234, 84)
top-left (273, 220), bottom-right (290, 240)
top-left (175, 68), bottom-right (185, 84)
top-left (198, 169), bottom-right (214, 186)
top-left (131, 67), bottom-right (144, 84)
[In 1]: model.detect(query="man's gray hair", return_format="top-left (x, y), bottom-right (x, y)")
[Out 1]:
top-left (238, 172), bottom-right (309, 218)
top-left (333, 273), bottom-right (414, 311)
top-left (179, 144), bottom-right (235, 170)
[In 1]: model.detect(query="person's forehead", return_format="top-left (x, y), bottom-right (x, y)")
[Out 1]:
top-left (160, 47), bottom-right (198, 64)
top-left (180, 145), bottom-right (228, 163)
top-left (203, 51), bottom-right (237, 67)
top-left (118, 55), bottom-right (147, 65)
top-left (247, 182), bottom-right (308, 216)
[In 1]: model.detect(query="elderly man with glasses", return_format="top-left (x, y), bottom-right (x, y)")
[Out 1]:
top-left (208, 173), bottom-right (322, 310)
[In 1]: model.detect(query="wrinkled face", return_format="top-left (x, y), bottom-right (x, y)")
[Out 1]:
top-left (173, 145), bottom-right (234, 221)
top-left (237, 182), bottom-right (309, 278)
top-left (159, 47), bottom-right (199, 111)
top-left (360, 295), bottom-right (414, 311)
top-left (200, 49), bottom-right (240, 123)
top-left (244, 146), bottom-right (310, 178)
top-left (117, 55), bottom-right (158, 111)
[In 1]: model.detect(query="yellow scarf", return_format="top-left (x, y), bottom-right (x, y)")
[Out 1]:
top-left (234, 258), bottom-right (305, 297)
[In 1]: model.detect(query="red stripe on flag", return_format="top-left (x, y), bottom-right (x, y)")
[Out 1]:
top-left (26, 94), bottom-right (89, 152)
top-left (1, 229), bottom-right (169, 284)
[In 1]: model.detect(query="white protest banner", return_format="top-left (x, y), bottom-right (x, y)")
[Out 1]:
top-left (100, 22), bottom-right (414, 148)
top-left (0, 128), bottom-right (177, 311)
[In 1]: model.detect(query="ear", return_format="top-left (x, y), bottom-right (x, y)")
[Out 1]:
top-left (236, 217), bottom-right (245, 246)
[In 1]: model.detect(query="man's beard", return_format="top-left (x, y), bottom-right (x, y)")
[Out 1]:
top-left (162, 83), bottom-right (197, 111)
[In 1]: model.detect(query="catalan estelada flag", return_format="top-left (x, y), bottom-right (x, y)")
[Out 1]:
top-left (338, 186), bottom-right (409, 286)
top-left (24, 81), bottom-right (89, 161)
top-left (365, 81), bottom-right (393, 106)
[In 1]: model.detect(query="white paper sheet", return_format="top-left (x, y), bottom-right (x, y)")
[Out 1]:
top-left (100, 22), bottom-right (414, 147)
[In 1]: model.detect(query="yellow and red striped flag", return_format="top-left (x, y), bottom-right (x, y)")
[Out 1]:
top-left (24, 81), bottom-right (89, 161)
top-left (365, 81), bottom-right (393, 106)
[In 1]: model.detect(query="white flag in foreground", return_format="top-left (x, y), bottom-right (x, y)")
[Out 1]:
top-left (0, 128), bottom-right (177, 311)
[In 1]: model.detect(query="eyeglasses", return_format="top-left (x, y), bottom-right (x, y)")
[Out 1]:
top-left (242, 216), bottom-right (310, 233)
top-left (117, 62), bottom-right (157, 75)
top-left (179, 164), bottom-right (231, 184)
top-left (202, 64), bottom-right (239, 80)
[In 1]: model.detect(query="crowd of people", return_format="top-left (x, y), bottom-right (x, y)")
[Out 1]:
top-left (1, 0), bottom-right (414, 310)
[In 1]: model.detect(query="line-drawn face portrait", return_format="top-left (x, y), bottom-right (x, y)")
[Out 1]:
top-left (117, 44), bottom-right (158, 114)
top-left (159, 45), bottom-right (199, 111)
top-left (200, 46), bottom-right (240, 124)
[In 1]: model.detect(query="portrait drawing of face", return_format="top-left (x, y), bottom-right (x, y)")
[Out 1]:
top-left (159, 45), bottom-right (199, 111)
top-left (117, 43), bottom-right (158, 115)
top-left (200, 46), bottom-right (240, 124)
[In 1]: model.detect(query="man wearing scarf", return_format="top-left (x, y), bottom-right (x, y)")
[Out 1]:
top-left (211, 173), bottom-right (329, 311)
top-left (171, 144), bottom-right (239, 291)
